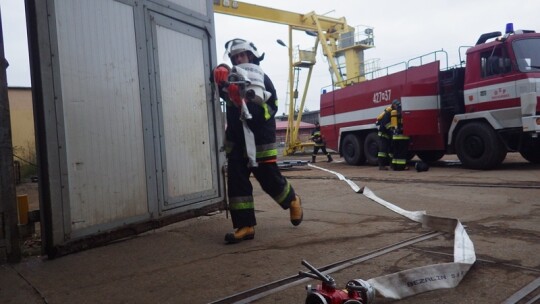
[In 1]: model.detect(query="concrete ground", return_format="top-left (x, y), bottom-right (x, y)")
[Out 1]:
top-left (2, 153), bottom-right (539, 303)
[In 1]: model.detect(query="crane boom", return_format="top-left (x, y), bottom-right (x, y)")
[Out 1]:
top-left (213, 1), bottom-right (349, 32)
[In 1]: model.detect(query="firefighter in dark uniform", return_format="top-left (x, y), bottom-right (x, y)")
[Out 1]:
top-left (212, 39), bottom-right (303, 244)
top-left (390, 99), bottom-right (410, 170)
top-left (376, 105), bottom-right (393, 170)
top-left (310, 122), bottom-right (333, 163)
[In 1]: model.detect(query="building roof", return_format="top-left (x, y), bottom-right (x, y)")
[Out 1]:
top-left (275, 120), bottom-right (316, 131)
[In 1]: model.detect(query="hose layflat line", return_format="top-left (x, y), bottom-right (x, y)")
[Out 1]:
top-left (286, 175), bottom-right (540, 190)
top-left (308, 163), bottom-right (476, 300)
top-left (208, 231), bottom-right (443, 304)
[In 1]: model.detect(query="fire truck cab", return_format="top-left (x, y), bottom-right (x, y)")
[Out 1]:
top-left (320, 24), bottom-right (540, 169)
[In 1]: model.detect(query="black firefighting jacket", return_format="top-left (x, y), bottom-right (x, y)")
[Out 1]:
top-left (217, 73), bottom-right (279, 162)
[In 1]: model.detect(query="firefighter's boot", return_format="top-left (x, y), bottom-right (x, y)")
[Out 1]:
top-left (224, 226), bottom-right (255, 244)
top-left (289, 195), bottom-right (303, 226)
top-left (311, 155), bottom-right (316, 163)
top-left (327, 154), bottom-right (333, 162)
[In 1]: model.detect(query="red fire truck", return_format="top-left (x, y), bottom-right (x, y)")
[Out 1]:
top-left (320, 24), bottom-right (540, 169)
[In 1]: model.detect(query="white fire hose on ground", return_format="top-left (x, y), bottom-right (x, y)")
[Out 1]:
top-left (308, 163), bottom-right (476, 300)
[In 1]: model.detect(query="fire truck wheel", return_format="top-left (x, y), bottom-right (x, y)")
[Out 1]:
top-left (416, 150), bottom-right (445, 163)
top-left (342, 133), bottom-right (365, 165)
top-left (363, 132), bottom-right (379, 165)
top-left (519, 136), bottom-right (540, 163)
top-left (455, 122), bottom-right (507, 169)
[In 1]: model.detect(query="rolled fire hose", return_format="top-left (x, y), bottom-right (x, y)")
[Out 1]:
top-left (228, 63), bottom-right (271, 168)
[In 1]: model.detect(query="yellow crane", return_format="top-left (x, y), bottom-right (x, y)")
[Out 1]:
top-left (214, 1), bottom-right (374, 155)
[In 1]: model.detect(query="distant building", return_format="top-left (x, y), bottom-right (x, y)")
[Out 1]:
top-left (8, 87), bottom-right (35, 163)
top-left (275, 110), bottom-right (319, 146)
top-left (276, 109), bottom-right (320, 125)
top-left (275, 120), bottom-right (316, 145)
top-left (8, 87), bottom-right (35, 182)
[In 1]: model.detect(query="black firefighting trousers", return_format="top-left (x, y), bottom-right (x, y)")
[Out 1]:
top-left (391, 134), bottom-right (410, 170)
top-left (378, 132), bottom-right (391, 166)
top-left (227, 158), bottom-right (296, 228)
top-left (313, 144), bottom-right (330, 157)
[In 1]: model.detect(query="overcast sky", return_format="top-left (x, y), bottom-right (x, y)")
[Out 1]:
top-left (2, 0), bottom-right (539, 111)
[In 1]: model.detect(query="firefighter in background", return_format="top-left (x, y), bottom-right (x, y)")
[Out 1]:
top-left (376, 104), bottom-right (394, 170)
top-left (310, 122), bottom-right (333, 163)
top-left (212, 38), bottom-right (303, 244)
top-left (390, 99), bottom-right (410, 170)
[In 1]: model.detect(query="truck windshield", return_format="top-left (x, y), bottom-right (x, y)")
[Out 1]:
top-left (513, 38), bottom-right (540, 72)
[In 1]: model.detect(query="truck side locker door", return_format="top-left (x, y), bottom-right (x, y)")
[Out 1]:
top-left (401, 62), bottom-right (445, 150)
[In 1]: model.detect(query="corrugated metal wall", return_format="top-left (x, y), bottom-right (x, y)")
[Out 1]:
top-left (29, 0), bottom-right (223, 256)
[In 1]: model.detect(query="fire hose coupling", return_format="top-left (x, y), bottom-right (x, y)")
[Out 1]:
top-left (346, 279), bottom-right (375, 303)
top-left (301, 260), bottom-right (375, 304)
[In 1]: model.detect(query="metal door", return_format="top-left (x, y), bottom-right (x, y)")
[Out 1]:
top-left (27, 0), bottom-right (224, 257)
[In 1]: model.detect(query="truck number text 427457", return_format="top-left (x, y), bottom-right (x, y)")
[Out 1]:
top-left (373, 90), bottom-right (392, 103)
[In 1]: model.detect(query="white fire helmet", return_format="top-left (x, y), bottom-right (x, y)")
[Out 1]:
top-left (224, 38), bottom-right (265, 65)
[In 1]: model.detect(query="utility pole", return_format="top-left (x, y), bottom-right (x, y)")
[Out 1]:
top-left (0, 8), bottom-right (21, 263)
